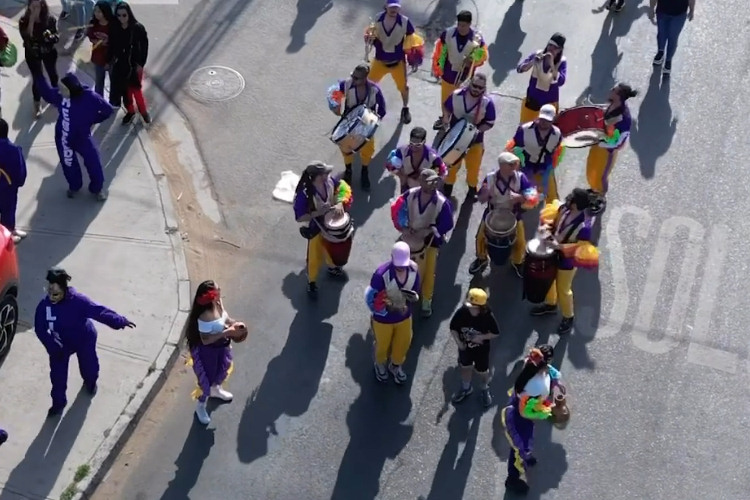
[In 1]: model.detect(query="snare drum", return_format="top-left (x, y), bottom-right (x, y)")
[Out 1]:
top-left (330, 104), bottom-right (380, 154)
top-left (320, 211), bottom-right (355, 267)
top-left (555, 106), bottom-right (607, 148)
top-left (522, 238), bottom-right (558, 303)
top-left (436, 119), bottom-right (477, 166)
top-left (483, 209), bottom-right (517, 266)
top-left (399, 231), bottom-right (428, 261)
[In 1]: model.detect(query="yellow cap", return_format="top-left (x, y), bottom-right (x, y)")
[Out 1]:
top-left (467, 288), bottom-right (488, 306)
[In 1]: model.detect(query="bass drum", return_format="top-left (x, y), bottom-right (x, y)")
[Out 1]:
top-left (555, 105), bottom-right (607, 148)
top-left (522, 238), bottom-right (558, 303)
top-left (330, 104), bottom-right (380, 154)
top-left (436, 118), bottom-right (477, 166)
top-left (483, 209), bottom-right (517, 266)
top-left (320, 211), bottom-right (355, 267)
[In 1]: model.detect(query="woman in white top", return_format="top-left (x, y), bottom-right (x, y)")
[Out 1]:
top-left (185, 280), bottom-right (246, 425)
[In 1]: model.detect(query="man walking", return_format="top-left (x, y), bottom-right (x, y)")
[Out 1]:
top-left (650, 0), bottom-right (695, 75)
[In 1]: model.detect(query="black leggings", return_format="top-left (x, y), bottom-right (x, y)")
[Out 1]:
top-left (27, 52), bottom-right (59, 103)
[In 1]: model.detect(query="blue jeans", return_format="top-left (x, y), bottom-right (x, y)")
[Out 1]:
top-left (93, 64), bottom-right (110, 97)
top-left (656, 12), bottom-right (687, 62)
top-left (76, 0), bottom-right (96, 28)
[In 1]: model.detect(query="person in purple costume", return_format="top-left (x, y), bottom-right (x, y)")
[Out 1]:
top-left (34, 268), bottom-right (135, 418)
top-left (0, 428), bottom-right (7, 446)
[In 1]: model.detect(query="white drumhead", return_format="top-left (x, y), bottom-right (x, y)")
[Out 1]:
top-left (562, 130), bottom-right (607, 148)
top-left (331, 105), bottom-right (366, 141)
top-left (485, 209), bottom-right (516, 231)
top-left (324, 211), bottom-right (350, 229)
top-left (437, 119), bottom-right (468, 156)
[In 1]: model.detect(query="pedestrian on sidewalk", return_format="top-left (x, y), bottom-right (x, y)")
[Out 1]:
top-left (0, 119), bottom-right (28, 243)
top-left (87, 1), bottom-right (115, 97)
top-left (185, 281), bottom-right (244, 425)
top-left (19, 0), bottom-right (60, 119)
top-left (73, 0), bottom-right (95, 41)
top-left (33, 71), bottom-right (115, 200)
top-left (108, 2), bottom-right (151, 125)
top-left (0, 25), bottom-right (9, 117)
top-left (449, 288), bottom-right (500, 408)
top-left (34, 268), bottom-right (136, 418)
top-left (649, 0), bottom-right (695, 75)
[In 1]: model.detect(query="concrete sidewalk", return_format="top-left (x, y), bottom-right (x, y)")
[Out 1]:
top-left (0, 11), bottom-right (191, 500)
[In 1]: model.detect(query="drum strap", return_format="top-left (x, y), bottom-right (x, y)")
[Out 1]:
top-left (532, 129), bottom-right (554, 165)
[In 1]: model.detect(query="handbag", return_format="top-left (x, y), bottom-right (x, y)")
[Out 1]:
top-left (0, 42), bottom-right (18, 68)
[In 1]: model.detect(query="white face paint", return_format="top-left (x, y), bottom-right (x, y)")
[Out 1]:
top-left (47, 283), bottom-right (65, 303)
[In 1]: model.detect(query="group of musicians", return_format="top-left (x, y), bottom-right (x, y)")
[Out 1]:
top-left (295, 1), bottom-right (636, 494)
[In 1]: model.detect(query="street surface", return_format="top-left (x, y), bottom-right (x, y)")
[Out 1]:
top-left (92, 0), bottom-right (750, 499)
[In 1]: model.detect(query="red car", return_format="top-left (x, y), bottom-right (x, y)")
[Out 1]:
top-left (0, 224), bottom-right (19, 361)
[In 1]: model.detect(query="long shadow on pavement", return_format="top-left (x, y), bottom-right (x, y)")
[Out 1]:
top-left (12, 62), bottom-right (56, 149)
top-left (630, 70), bottom-right (675, 180)
top-left (416, 0), bottom-right (458, 44)
top-left (159, 423), bottom-right (216, 500)
top-left (235, 271), bottom-right (343, 464)
top-left (287, 0), bottom-right (334, 54)
top-left (488, 0), bottom-right (525, 88)
top-left (0, 390), bottom-right (91, 500)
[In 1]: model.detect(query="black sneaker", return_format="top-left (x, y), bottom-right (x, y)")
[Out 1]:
top-left (400, 107), bottom-right (412, 125)
top-left (433, 117), bottom-right (443, 130)
top-left (122, 112), bottom-right (136, 125)
top-left (524, 455), bottom-right (538, 467)
top-left (662, 60), bottom-right (672, 75)
top-left (360, 168), bottom-right (371, 191)
top-left (307, 281), bottom-right (318, 299)
top-left (141, 112), bottom-right (152, 124)
top-left (327, 266), bottom-right (347, 280)
top-left (557, 316), bottom-right (574, 334)
top-left (465, 186), bottom-right (477, 202)
top-left (451, 386), bottom-right (473, 404)
top-left (442, 183), bottom-right (454, 198)
top-left (74, 29), bottom-right (85, 40)
top-left (505, 476), bottom-right (530, 495)
top-left (468, 258), bottom-right (489, 275)
top-left (374, 363), bottom-right (388, 382)
top-left (389, 363), bottom-right (407, 384)
top-left (511, 262), bottom-right (524, 278)
top-left (85, 383), bottom-right (98, 396)
top-left (653, 50), bottom-right (665, 66)
top-left (530, 304), bottom-right (557, 316)
top-left (613, 0), bottom-right (624, 11)
top-left (343, 168), bottom-right (353, 185)
top-left (47, 406), bottom-right (64, 418)
top-left (66, 189), bottom-right (78, 199)
top-left (480, 388), bottom-right (492, 407)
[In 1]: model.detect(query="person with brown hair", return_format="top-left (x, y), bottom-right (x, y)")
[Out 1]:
top-left (18, 0), bottom-right (60, 118)
top-left (108, 1), bottom-right (150, 124)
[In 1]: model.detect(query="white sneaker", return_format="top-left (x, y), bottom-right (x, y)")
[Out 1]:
top-left (195, 401), bottom-right (210, 425)
top-left (210, 385), bottom-right (233, 401)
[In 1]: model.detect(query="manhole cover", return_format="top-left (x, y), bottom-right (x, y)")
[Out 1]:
top-left (188, 66), bottom-right (246, 102)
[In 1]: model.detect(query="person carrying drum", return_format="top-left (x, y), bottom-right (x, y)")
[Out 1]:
top-left (365, 0), bottom-right (425, 125)
top-left (531, 188), bottom-right (600, 334)
top-left (430, 10), bottom-right (488, 130)
top-left (469, 152), bottom-right (538, 276)
top-left (516, 33), bottom-right (567, 125)
top-left (505, 104), bottom-right (564, 202)
top-left (364, 242), bottom-right (421, 384)
top-left (440, 72), bottom-right (496, 201)
top-left (293, 161), bottom-right (354, 299)
top-left (385, 126), bottom-right (447, 194)
top-left (333, 64), bottom-right (387, 190)
top-left (586, 83), bottom-right (636, 199)
top-left (390, 169), bottom-right (454, 317)
top-left (449, 288), bottom-right (500, 407)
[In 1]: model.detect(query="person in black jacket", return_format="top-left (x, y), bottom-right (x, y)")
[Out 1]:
top-left (18, 0), bottom-right (60, 118)
top-left (108, 2), bottom-right (150, 125)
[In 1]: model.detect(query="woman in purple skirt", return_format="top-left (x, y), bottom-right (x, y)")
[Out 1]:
top-left (185, 280), bottom-right (246, 425)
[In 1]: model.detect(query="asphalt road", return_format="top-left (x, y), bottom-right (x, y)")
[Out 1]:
top-left (92, 0), bottom-right (750, 499)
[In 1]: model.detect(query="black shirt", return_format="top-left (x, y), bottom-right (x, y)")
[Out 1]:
top-left (656, 0), bottom-right (689, 15)
top-left (449, 306), bottom-right (500, 348)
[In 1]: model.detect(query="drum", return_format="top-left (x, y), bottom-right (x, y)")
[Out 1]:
top-left (555, 106), bottom-right (607, 148)
top-left (483, 209), bottom-right (517, 266)
top-left (522, 238), bottom-right (558, 303)
top-left (398, 231), bottom-right (428, 261)
top-left (320, 211), bottom-right (354, 267)
top-left (436, 119), bottom-right (477, 166)
top-left (330, 104), bottom-right (380, 154)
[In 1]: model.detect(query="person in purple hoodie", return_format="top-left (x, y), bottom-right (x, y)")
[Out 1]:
top-left (33, 71), bottom-right (115, 201)
top-left (34, 268), bottom-right (135, 417)
top-left (364, 242), bottom-right (420, 384)
top-left (516, 33), bottom-right (567, 125)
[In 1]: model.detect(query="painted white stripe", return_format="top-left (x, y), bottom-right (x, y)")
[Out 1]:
top-left (686, 343), bottom-right (738, 374)
top-left (689, 223), bottom-right (729, 344)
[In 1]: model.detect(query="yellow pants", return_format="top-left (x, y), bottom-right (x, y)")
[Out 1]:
top-left (414, 247), bottom-right (438, 301)
top-left (519, 99), bottom-right (559, 124)
top-left (372, 317), bottom-right (413, 365)
top-left (529, 170), bottom-right (559, 201)
top-left (307, 233), bottom-right (334, 282)
top-left (369, 59), bottom-right (408, 97)
top-left (446, 143), bottom-right (483, 188)
top-left (544, 268), bottom-right (577, 318)
top-left (341, 137), bottom-right (375, 166)
top-left (586, 144), bottom-right (618, 194)
top-left (440, 80), bottom-right (459, 110)
top-left (475, 220), bottom-right (526, 265)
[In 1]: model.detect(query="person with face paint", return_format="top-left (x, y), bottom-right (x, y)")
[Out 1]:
top-left (33, 71), bottom-right (116, 200)
top-left (431, 10), bottom-right (488, 130)
top-left (294, 161), bottom-right (353, 299)
top-left (385, 126), bottom-right (447, 193)
top-left (364, 241), bottom-right (421, 384)
top-left (34, 268), bottom-right (135, 417)
top-left (185, 280), bottom-right (246, 425)
top-left (440, 72), bottom-right (496, 201)
top-left (516, 33), bottom-right (567, 125)
top-left (333, 63), bottom-right (387, 190)
top-left (470, 152), bottom-right (538, 277)
top-left (0, 119), bottom-right (28, 243)
top-left (390, 169), bottom-right (454, 317)
top-left (586, 83), bottom-right (636, 198)
top-left (505, 104), bottom-right (564, 202)
top-left (531, 188), bottom-right (600, 334)
top-left (366, 0), bottom-right (425, 125)
top-left (108, 2), bottom-right (150, 124)
top-left (502, 344), bottom-right (563, 494)
top-left (449, 288), bottom-right (500, 407)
